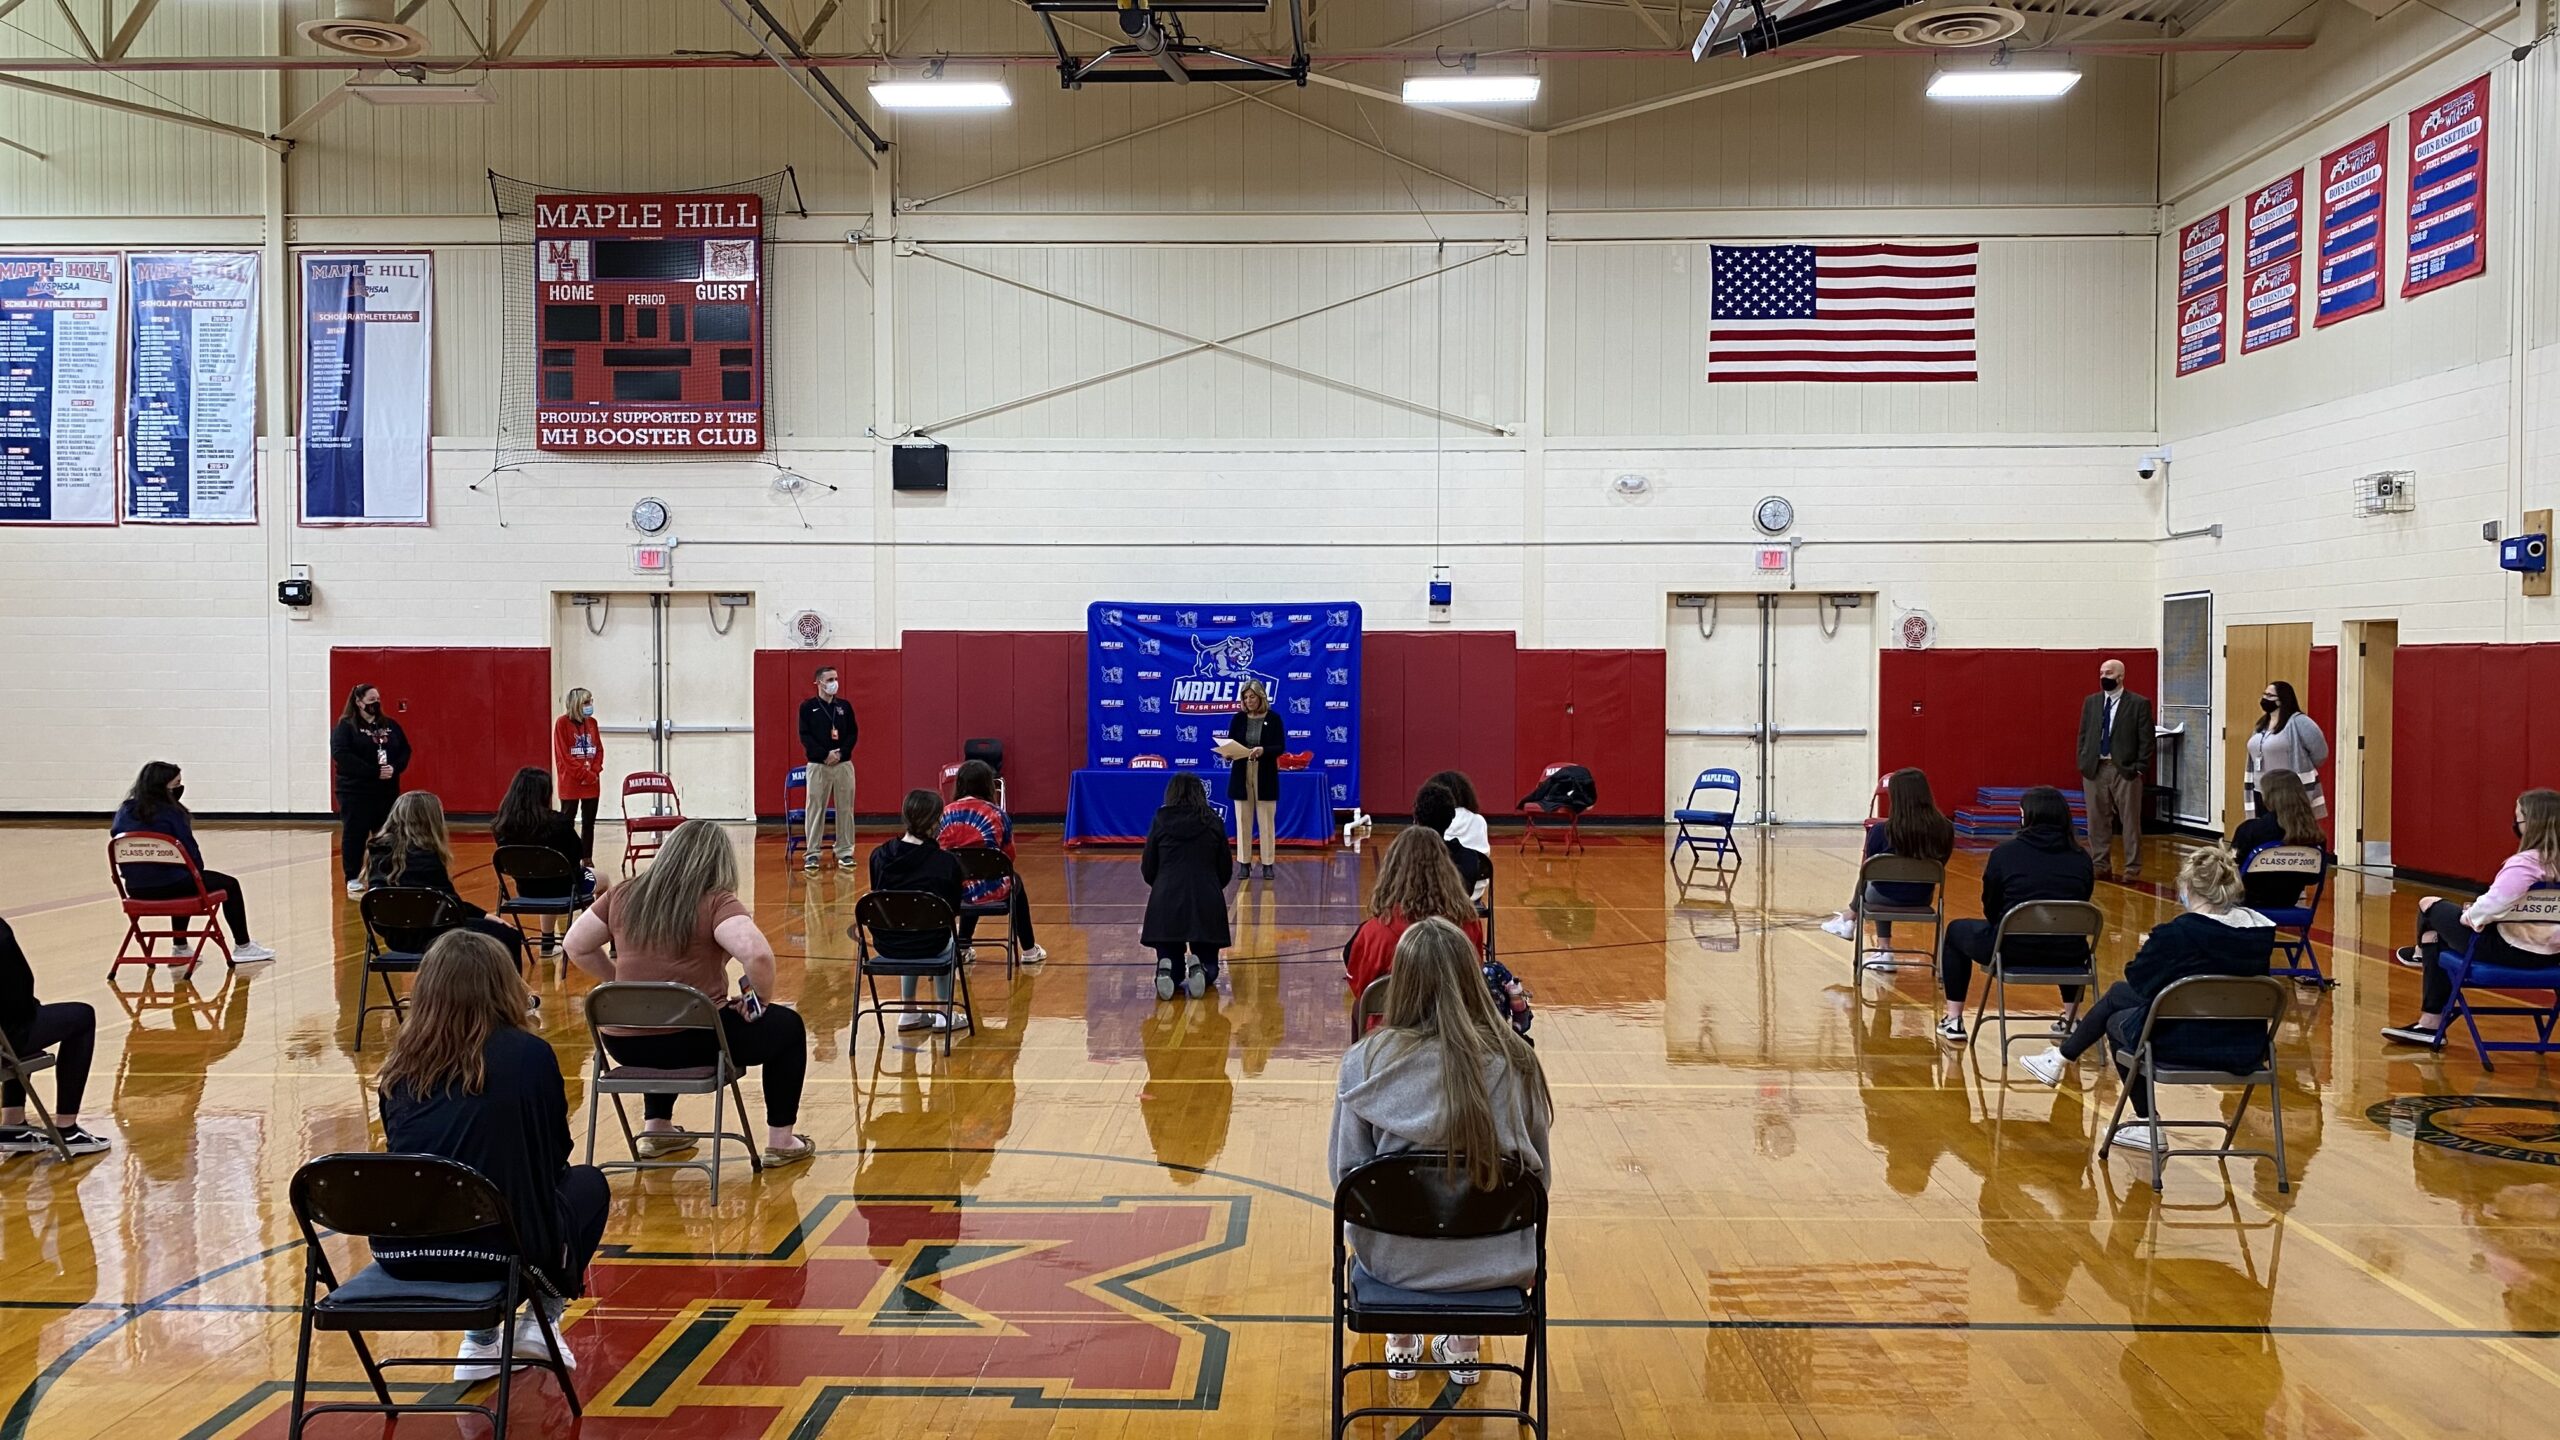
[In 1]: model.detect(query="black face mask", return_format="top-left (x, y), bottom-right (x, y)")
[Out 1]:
top-left (2261, 698), bottom-right (2279, 713)
top-left (363, 701), bottom-right (381, 718)
top-left (171, 784), bottom-right (185, 804)
top-left (2099, 677), bottom-right (2119, 693)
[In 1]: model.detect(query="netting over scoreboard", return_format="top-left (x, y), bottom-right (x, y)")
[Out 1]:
top-left (532, 193), bottom-right (763, 452)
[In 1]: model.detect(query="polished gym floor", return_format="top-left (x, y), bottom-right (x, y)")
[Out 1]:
top-left (4, 819), bottom-right (2558, 1439)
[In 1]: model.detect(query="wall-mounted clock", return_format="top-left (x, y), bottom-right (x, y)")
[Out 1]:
top-left (630, 497), bottom-right (671, 536)
top-left (1754, 495), bottom-right (1794, 535)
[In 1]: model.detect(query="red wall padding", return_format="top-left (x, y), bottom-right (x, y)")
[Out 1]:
top-left (328, 646), bottom-right (551, 814)
top-left (1878, 648), bottom-right (2161, 814)
top-left (752, 649), bottom-right (903, 817)
top-left (897, 632), bottom-right (1087, 816)
top-left (1364, 631), bottom-right (1518, 815)
top-left (1512, 649), bottom-right (1666, 819)
top-left (2308, 645), bottom-right (2338, 844)
top-left (2394, 643), bottom-right (2560, 883)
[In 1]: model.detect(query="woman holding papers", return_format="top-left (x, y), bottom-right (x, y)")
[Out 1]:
top-left (1221, 682), bottom-right (1284, 879)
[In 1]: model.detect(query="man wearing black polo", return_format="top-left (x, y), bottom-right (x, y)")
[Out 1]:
top-left (799, 666), bottom-right (858, 871)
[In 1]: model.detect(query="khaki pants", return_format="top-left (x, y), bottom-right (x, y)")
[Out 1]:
top-left (804, 759), bottom-right (854, 859)
top-left (2083, 762), bottom-right (2144, 876)
top-left (1234, 798), bottom-right (1277, 866)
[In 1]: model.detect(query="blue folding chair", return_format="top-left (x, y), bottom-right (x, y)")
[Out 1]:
top-left (2440, 884), bottom-right (2560, 1071)
top-left (1670, 768), bottom-right (1743, 887)
top-left (783, 764), bottom-right (839, 858)
top-left (2244, 843), bottom-right (2331, 987)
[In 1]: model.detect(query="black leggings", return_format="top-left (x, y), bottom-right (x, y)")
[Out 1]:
top-left (376, 1165), bottom-right (611, 1301)
top-left (1155, 944), bottom-right (1221, 983)
top-left (561, 796), bottom-right (599, 861)
top-left (2060, 982), bottom-right (2157, 1117)
top-left (602, 1005), bottom-right (808, 1128)
top-left (131, 871), bottom-right (251, 943)
top-left (958, 877), bottom-right (1039, 949)
top-left (1940, 918), bottom-right (2084, 1006)
top-left (2419, 898), bottom-right (2560, 1012)
top-left (4, 1003), bottom-right (97, 1115)
top-left (339, 788), bottom-right (397, 881)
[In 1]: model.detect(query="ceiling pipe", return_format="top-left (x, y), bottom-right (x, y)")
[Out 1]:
top-left (0, 36), bottom-right (2318, 73)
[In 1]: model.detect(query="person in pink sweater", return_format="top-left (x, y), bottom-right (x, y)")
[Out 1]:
top-left (2383, 788), bottom-right (2560, 1047)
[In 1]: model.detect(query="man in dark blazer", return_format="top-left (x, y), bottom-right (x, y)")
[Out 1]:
top-left (2076, 658), bottom-right (2155, 879)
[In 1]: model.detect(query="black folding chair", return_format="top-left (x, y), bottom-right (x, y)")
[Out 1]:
top-left (491, 845), bottom-right (593, 964)
top-left (1968, 900), bottom-right (2105, 1055)
top-left (851, 891), bottom-right (974, 1054)
top-left (1348, 976), bottom-right (1392, 1043)
top-left (0, 1029), bottom-right (72, 1162)
top-left (1331, 1152), bottom-right (1547, 1439)
top-left (952, 847), bottom-right (1024, 977)
top-left (355, 888), bottom-right (452, 1052)
top-left (287, 1153), bottom-right (579, 1440)
top-left (2103, 975), bottom-right (2292, 1194)
top-left (580, 982), bottom-right (765, 1203)
top-left (1850, 855), bottom-right (1947, 981)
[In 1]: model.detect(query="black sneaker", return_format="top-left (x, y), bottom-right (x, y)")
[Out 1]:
top-left (0, 1125), bottom-right (39, 1154)
top-left (1935, 1017), bottom-right (1966, 1045)
top-left (2380, 1022), bottom-right (2444, 1048)
top-left (1259, 864), bottom-right (1276, 879)
top-left (2391, 946), bottom-right (2427, 970)
top-left (53, 1126), bottom-right (111, 1157)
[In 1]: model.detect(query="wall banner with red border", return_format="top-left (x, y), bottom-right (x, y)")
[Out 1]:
top-left (2403, 74), bottom-right (2490, 299)
top-left (2314, 127), bottom-right (2389, 327)
top-left (2242, 255), bottom-right (2302, 353)
top-left (2244, 171), bottom-right (2304, 275)
top-left (532, 193), bottom-right (763, 453)
top-left (2177, 208), bottom-right (2228, 301)
top-left (2176, 287), bottom-right (2227, 376)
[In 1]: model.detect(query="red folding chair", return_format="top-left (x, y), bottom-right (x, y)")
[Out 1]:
top-left (621, 771), bottom-right (685, 873)
top-left (107, 832), bottom-right (232, 978)
top-left (1518, 763), bottom-right (1586, 855)
top-left (938, 762), bottom-right (966, 804)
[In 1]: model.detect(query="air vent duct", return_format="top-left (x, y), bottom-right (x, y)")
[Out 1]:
top-left (299, 1), bottom-right (428, 59)
top-left (1892, 3), bottom-right (2027, 48)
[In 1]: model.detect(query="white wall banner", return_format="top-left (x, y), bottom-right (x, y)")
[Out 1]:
top-left (124, 251), bottom-right (259, 524)
top-left (300, 252), bottom-right (433, 526)
top-left (0, 254), bottom-right (122, 526)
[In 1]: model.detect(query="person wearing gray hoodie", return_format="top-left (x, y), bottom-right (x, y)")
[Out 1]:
top-left (1330, 917), bottom-right (1552, 1385)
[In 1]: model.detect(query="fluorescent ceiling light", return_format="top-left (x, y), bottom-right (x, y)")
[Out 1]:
top-left (1402, 74), bottom-right (1540, 105)
top-left (869, 81), bottom-right (1012, 110)
top-left (1926, 69), bottom-right (2080, 99)
top-left (347, 82), bottom-right (489, 105)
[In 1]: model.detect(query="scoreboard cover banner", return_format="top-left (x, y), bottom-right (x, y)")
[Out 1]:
top-left (2176, 287), bottom-right (2226, 376)
top-left (0, 254), bottom-right (120, 526)
top-left (2403, 74), bottom-right (2490, 299)
top-left (1085, 601), bottom-right (1364, 810)
top-left (125, 252), bottom-right (259, 524)
top-left (2240, 171), bottom-right (2304, 354)
top-left (301, 252), bottom-right (432, 526)
top-left (2176, 208), bottom-right (2228, 302)
top-left (533, 193), bottom-right (763, 452)
top-left (2314, 127), bottom-right (2389, 328)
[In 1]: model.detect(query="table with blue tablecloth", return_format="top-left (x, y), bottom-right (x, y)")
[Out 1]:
top-left (1063, 768), bottom-right (1334, 848)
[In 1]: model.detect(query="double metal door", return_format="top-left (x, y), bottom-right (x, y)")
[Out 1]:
top-left (553, 591), bottom-right (758, 820)
top-left (1665, 593), bottom-right (1875, 825)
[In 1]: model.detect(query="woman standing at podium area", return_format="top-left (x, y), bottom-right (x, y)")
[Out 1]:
top-left (1226, 682), bottom-right (1283, 879)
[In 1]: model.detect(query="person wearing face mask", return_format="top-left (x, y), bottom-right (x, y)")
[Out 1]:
top-left (109, 760), bottom-right (276, 963)
top-left (2075, 658), bottom-right (2155, 881)
top-left (553, 687), bottom-right (604, 862)
top-left (2382, 789), bottom-right (2560, 1048)
top-left (2014, 845), bottom-right (2275, 1154)
top-left (2244, 680), bottom-right (2328, 819)
top-left (331, 682), bottom-right (413, 898)
top-left (797, 665), bottom-right (859, 872)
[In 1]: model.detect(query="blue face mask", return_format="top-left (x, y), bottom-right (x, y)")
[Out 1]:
top-left (581, 705), bottom-right (594, 719)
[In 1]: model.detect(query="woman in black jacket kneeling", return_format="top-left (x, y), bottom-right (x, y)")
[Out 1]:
top-left (373, 930), bottom-right (608, 1383)
top-left (1142, 774), bottom-right (1233, 1000)
top-left (2015, 845), bottom-right (2275, 1153)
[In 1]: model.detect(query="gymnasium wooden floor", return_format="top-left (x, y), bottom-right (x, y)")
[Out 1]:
top-left (6, 820), bottom-right (2560, 1440)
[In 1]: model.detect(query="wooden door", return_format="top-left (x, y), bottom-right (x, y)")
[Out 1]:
top-left (2222, 622), bottom-right (2313, 831)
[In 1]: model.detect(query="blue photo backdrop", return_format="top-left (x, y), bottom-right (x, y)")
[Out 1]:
top-left (1085, 601), bottom-right (1363, 810)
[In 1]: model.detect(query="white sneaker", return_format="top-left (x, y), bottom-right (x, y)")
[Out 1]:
top-left (898, 1013), bottom-right (933, 1032)
top-left (1384, 1334), bottom-right (1421, 1381)
top-left (927, 1012), bottom-right (952, 1031)
top-left (1433, 1335), bottom-right (1481, 1388)
top-left (1820, 913), bottom-right (1856, 940)
top-left (2111, 1123), bottom-right (2163, 1153)
top-left (169, 938), bottom-right (193, 958)
top-left (958, 945), bottom-right (978, 967)
top-left (346, 880), bottom-right (365, 898)
top-left (230, 941), bottom-right (276, 963)
top-left (1019, 945), bottom-right (1048, 965)
top-left (452, 1330), bottom-right (506, 1384)
top-left (2018, 1047), bottom-right (2068, 1087)
top-left (511, 1313), bottom-right (576, 1370)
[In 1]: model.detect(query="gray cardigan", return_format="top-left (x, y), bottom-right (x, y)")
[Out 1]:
top-left (2245, 712), bottom-right (2329, 786)
top-left (1329, 1031), bottom-right (1552, 1293)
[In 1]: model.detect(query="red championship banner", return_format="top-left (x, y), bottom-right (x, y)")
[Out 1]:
top-left (2176, 287), bottom-right (2227, 376)
top-left (2177, 207), bottom-right (2228, 301)
top-left (2241, 170), bottom-right (2304, 353)
top-left (2313, 127), bottom-right (2388, 327)
top-left (533, 192), bottom-right (763, 452)
top-left (2404, 74), bottom-right (2490, 298)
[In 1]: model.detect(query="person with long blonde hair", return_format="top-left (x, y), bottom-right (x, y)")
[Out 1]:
top-left (563, 818), bottom-right (812, 1165)
top-left (1344, 825), bottom-right (1484, 999)
top-left (1331, 918), bottom-right (1552, 1387)
top-left (372, 931), bottom-right (607, 1382)
top-left (363, 790), bottom-right (526, 968)
top-left (2384, 788), bottom-right (2560, 1048)
top-left (553, 686), bottom-right (603, 861)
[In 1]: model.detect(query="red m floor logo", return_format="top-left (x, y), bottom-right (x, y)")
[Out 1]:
top-left (183, 1194), bottom-right (1250, 1438)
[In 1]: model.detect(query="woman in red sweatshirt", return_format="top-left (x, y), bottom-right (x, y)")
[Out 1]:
top-left (553, 687), bottom-right (604, 861)
top-left (1345, 825), bottom-right (1484, 1003)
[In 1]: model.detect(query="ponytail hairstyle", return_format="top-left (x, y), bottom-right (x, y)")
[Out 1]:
top-left (2256, 770), bottom-right (2322, 848)
top-left (2179, 844), bottom-right (2247, 913)
top-left (953, 759), bottom-right (1001, 806)
top-left (1882, 768), bottom-right (1955, 865)
top-left (341, 682), bottom-right (381, 727)
top-left (902, 788), bottom-right (944, 841)
top-left (1373, 917), bottom-right (1550, 1191)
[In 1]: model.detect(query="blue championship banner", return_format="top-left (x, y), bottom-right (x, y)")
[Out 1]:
top-left (2404, 74), bottom-right (2489, 300)
top-left (301, 252), bottom-right (433, 525)
top-left (125, 251), bottom-right (259, 523)
top-left (0, 254), bottom-right (120, 525)
top-left (1085, 601), bottom-right (1364, 810)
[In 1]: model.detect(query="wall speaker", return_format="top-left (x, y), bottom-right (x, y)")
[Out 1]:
top-left (892, 441), bottom-right (949, 492)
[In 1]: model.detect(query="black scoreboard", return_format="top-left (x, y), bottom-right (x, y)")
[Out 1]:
top-left (533, 193), bottom-right (763, 452)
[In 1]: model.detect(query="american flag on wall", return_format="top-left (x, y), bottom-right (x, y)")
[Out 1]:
top-left (1707, 242), bottom-right (1980, 382)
